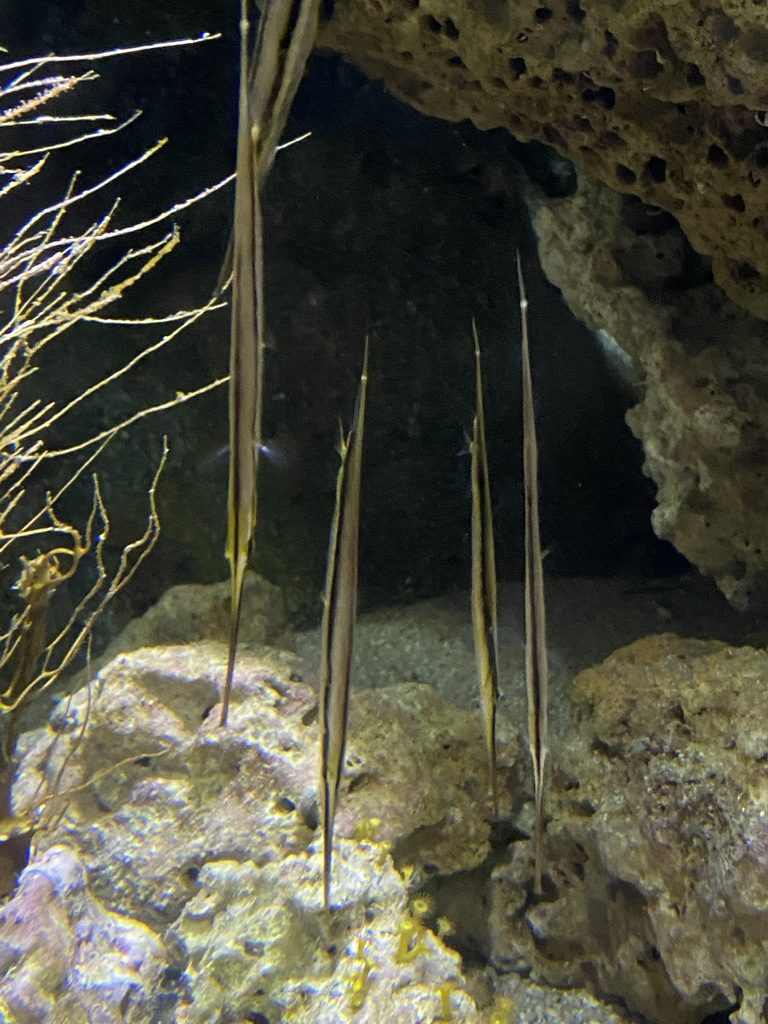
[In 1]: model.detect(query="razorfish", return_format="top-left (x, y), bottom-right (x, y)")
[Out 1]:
top-left (220, 0), bottom-right (320, 726)
top-left (469, 321), bottom-right (500, 815)
top-left (246, 0), bottom-right (321, 177)
top-left (216, 0), bottom-right (321, 294)
top-left (517, 250), bottom-right (549, 893)
top-left (319, 341), bottom-right (368, 911)
top-left (220, 0), bottom-right (264, 727)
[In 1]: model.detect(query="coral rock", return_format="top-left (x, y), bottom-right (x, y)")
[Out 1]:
top-left (490, 633), bottom-right (768, 1024)
top-left (0, 845), bottom-right (163, 1024)
top-left (12, 641), bottom-right (503, 1021)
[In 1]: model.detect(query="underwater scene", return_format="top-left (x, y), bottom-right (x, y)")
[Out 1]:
top-left (1, 0), bottom-right (768, 1021)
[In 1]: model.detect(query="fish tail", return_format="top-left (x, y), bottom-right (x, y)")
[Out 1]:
top-left (221, 547), bottom-right (248, 727)
top-left (487, 689), bottom-right (499, 815)
top-left (532, 746), bottom-right (547, 892)
top-left (322, 775), bottom-right (335, 911)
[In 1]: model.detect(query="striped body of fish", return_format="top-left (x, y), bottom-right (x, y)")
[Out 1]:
top-left (221, 0), bottom-right (263, 727)
top-left (517, 251), bottom-right (549, 894)
top-left (319, 342), bottom-right (368, 911)
top-left (220, 0), bottom-right (320, 726)
top-left (469, 322), bottom-right (500, 815)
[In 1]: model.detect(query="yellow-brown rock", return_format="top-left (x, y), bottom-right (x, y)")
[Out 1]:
top-left (320, 0), bottom-right (768, 317)
top-left (489, 632), bottom-right (768, 1024)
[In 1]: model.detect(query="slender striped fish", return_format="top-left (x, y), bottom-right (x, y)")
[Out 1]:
top-left (470, 321), bottom-right (500, 815)
top-left (319, 341), bottom-right (369, 911)
top-left (220, 0), bottom-right (321, 725)
top-left (221, 0), bottom-right (264, 727)
top-left (517, 251), bottom-right (548, 893)
top-left (247, 0), bottom-right (321, 177)
top-left (216, 0), bottom-right (321, 295)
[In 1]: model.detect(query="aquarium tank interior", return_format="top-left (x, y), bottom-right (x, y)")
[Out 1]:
top-left (1, 0), bottom-right (768, 1021)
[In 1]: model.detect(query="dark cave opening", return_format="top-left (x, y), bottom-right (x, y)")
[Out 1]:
top-left (0, 6), bottom-right (692, 637)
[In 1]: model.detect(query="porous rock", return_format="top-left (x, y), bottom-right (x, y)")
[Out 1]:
top-left (11, 641), bottom-right (503, 1021)
top-left (82, 571), bottom-right (287, 684)
top-left (170, 855), bottom-right (483, 1024)
top-left (0, 845), bottom-right (164, 1024)
top-left (532, 174), bottom-right (768, 609)
top-left (19, 644), bottom-right (499, 907)
top-left (319, 0), bottom-right (768, 318)
top-left (489, 632), bottom-right (768, 1024)
top-left (317, 0), bottom-right (768, 609)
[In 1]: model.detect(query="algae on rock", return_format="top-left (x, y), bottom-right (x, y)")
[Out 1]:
top-left (490, 632), bottom-right (768, 1024)
top-left (10, 637), bottom-right (506, 1022)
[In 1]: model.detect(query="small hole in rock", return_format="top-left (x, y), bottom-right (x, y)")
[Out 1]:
top-left (581, 85), bottom-right (615, 108)
top-left (733, 261), bottom-right (759, 281)
top-left (722, 193), bottom-right (745, 212)
top-left (347, 772), bottom-right (372, 794)
top-left (686, 62), bottom-right (705, 86)
top-left (643, 156), bottom-right (666, 182)
top-left (565, 0), bottom-right (586, 22)
top-left (616, 163), bottom-right (637, 184)
top-left (603, 29), bottom-right (618, 58)
top-left (707, 144), bottom-right (728, 166)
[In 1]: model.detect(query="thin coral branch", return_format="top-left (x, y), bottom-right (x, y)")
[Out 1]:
top-left (0, 71), bottom-right (98, 128)
top-left (0, 108), bottom-right (142, 160)
top-left (0, 33), bottom-right (220, 75)
top-left (4, 440), bottom-right (168, 715)
top-left (0, 157), bottom-right (46, 201)
top-left (0, 438), bottom-right (110, 557)
top-left (1, 133), bottom-right (162, 256)
top-left (37, 374), bottom-right (227, 461)
top-left (12, 296), bottom-right (226, 451)
top-left (0, 31), bottom-right (224, 853)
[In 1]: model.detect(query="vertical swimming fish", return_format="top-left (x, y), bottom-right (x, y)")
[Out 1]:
top-left (220, 0), bottom-right (322, 725)
top-left (517, 250), bottom-right (548, 893)
top-left (247, 0), bottom-right (321, 175)
top-left (319, 341), bottom-right (368, 911)
top-left (469, 321), bottom-right (500, 815)
top-left (221, 0), bottom-right (264, 727)
top-left (216, 0), bottom-right (321, 294)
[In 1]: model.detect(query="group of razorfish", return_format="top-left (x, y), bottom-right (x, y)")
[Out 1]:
top-left (219, 0), bottom-right (549, 911)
